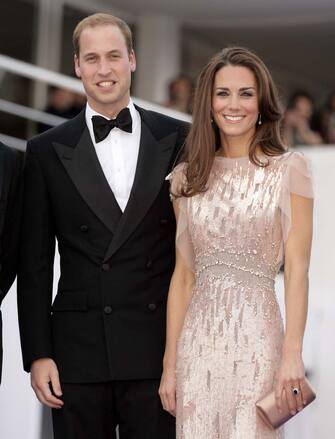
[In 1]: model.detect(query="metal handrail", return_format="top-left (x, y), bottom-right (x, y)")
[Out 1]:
top-left (0, 54), bottom-right (83, 93)
top-left (0, 133), bottom-right (26, 151)
top-left (0, 99), bottom-right (67, 126)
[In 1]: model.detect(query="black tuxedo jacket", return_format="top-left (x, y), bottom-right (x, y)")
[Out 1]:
top-left (18, 107), bottom-right (189, 382)
top-left (0, 142), bottom-right (22, 382)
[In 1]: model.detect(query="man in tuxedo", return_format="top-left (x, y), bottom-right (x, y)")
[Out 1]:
top-left (18, 13), bottom-right (188, 439)
top-left (0, 142), bottom-right (22, 383)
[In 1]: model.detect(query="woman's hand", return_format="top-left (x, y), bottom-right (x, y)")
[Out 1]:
top-left (159, 365), bottom-right (177, 417)
top-left (275, 351), bottom-right (307, 415)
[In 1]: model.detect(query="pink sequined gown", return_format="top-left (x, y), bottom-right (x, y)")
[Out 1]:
top-left (170, 152), bottom-right (313, 439)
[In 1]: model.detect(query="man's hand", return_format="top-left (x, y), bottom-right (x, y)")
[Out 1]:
top-left (31, 358), bottom-right (64, 409)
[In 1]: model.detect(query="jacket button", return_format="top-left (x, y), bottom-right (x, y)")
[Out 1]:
top-left (80, 224), bottom-right (89, 232)
top-left (160, 218), bottom-right (168, 225)
top-left (102, 263), bottom-right (110, 271)
top-left (146, 260), bottom-right (153, 269)
top-left (104, 306), bottom-right (112, 314)
top-left (148, 303), bottom-right (156, 311)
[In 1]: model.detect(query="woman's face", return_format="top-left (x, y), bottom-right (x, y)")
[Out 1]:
top-left (212, 65), bottom-right (259, 144)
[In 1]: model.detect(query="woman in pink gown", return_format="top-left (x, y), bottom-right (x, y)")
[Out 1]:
top-left (159, 47), bottom-right (313, 438)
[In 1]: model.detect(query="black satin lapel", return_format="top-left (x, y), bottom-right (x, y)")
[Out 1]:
top-left (103, 123), bottom-right (177, 262)
top-left (53, 129), bottom-right (122, 234)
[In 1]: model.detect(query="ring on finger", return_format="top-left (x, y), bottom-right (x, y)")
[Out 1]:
top-left (291, 386), bottom-right (300, 396)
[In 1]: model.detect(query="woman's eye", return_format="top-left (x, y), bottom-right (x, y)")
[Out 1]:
top-left (241, 92), bottom-right (253, 97)
top-left (217, 91), bottom-right (229, 97)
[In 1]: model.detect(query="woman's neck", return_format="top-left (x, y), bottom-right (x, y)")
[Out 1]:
top-left (218, 133), bottom-right (253, 158)
top-left (217, 141), bottom-right (249, 158)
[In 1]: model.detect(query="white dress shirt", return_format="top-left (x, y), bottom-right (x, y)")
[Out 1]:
top-left (85, 100), bottom-right (141, 212)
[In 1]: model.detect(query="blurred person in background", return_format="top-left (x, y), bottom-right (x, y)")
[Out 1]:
top-left (37, 86), bottom-right (84, 133)
top-left (319, 90), bottom-right (335, 144)
top-left (159, 47), bottom-right (313, 438)
top-left (165, 75), bottom-right (193, 114)
top-left (283, 91), bottom-right (323, 146)
top-left (18, 12), bottom-right (188, 439)
top-left (0, 142), bottom-right (22, 385)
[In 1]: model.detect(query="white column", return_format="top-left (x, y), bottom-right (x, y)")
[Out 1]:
top-left (134, 14), bottom-right (181, 104)
top-left (32, 0), bottom-right (64, 110)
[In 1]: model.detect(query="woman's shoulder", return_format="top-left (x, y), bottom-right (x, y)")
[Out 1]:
top-left (269, 150), bottom-right (311, 171)
top-left (275, 150), bottom-right (313, 198)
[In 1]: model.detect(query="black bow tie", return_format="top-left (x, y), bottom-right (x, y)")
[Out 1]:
top-left (92, 107), bottom-right (133, 143)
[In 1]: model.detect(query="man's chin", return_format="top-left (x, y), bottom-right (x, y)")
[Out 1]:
top-left (93, 95), bottom-right (120, 107)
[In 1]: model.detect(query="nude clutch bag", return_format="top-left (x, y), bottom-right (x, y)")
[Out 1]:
top-left (256, 378), bottom-right (316, 429)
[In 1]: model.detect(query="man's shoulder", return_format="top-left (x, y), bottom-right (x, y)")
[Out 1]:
top-left (27, 111), bottom-right (86, 154)
top-left (136, 106), bottom-right (190, 136)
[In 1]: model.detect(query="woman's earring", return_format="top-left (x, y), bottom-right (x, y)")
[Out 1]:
top-left (258, 113), bottom-right (262, 125)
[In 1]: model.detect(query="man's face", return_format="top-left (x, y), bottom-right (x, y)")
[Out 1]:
top-left (74, 24), bottom-right (136, 118)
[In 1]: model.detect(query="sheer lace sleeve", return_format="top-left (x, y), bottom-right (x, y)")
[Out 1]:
top-left (166, 163), bottom-right (195, 272)
top-left (279, 151), bottom-right (314, 243)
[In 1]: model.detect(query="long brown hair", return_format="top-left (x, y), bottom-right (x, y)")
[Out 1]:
top-left (179, 47), bottom-right (286, 197)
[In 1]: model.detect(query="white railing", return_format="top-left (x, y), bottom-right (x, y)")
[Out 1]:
top-left (0, 54), bottom-right (83, 93)
top-left (0, 134), bottom-right (27, 152)
top-left (0, 98), bottom-right (68, 127)
top-left (0, 54), bottom-right (191, 151)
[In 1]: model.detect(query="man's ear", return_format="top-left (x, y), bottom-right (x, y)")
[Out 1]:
top-left (129, 50), bottom-right (136, 73)
top-left (74, 55), bottom-right (81, 78)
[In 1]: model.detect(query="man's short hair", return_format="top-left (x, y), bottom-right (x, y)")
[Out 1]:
top-left (73, 13), bottom-right (133, 57)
